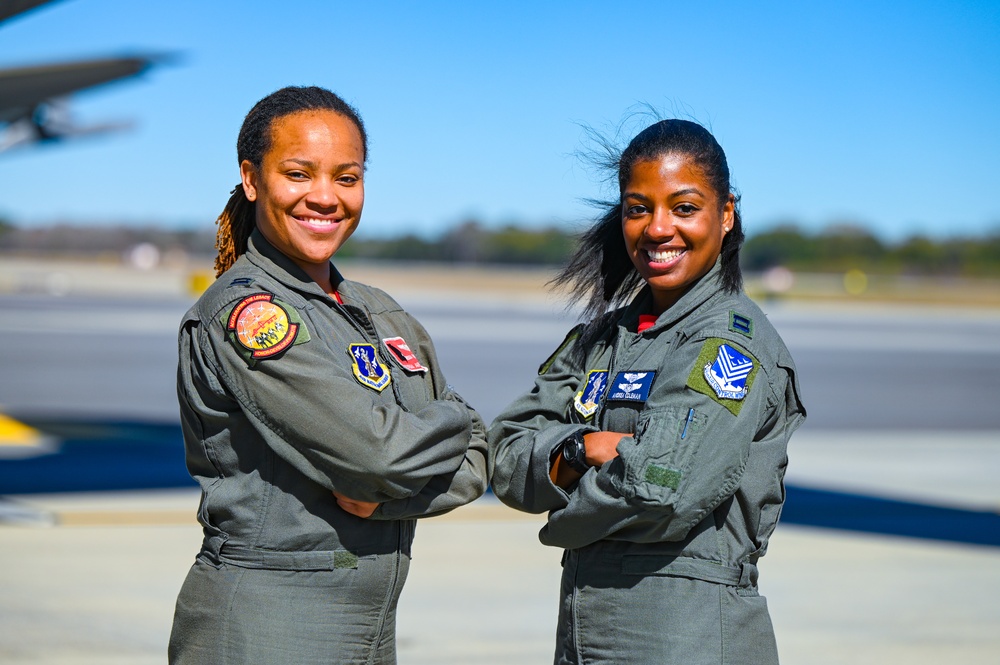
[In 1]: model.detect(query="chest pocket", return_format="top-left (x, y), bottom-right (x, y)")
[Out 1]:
top-left (613, 405), bottom-right (709, 508)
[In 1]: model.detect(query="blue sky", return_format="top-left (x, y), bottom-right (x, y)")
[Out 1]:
top-left (1, 0), bottom-right (998, 241)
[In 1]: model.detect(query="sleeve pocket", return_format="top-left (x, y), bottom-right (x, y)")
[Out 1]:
top-left (613, 405), bottom-right (708, 508)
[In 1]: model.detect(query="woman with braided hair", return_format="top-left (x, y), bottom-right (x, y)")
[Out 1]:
top-left (168, 86), bottom-right (488, 664)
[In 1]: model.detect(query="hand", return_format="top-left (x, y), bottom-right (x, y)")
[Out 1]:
top-left (583, 431), bottom-right (628, 466)
top-left (333, 491), bottom-right (380, 518)
top-left (552, 430), bottom-right (629, 489)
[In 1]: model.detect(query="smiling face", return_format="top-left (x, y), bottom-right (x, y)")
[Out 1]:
top-left (240, 109), bottom-right (365, 290)
top-left (622, 153), bottom-right (734, 314)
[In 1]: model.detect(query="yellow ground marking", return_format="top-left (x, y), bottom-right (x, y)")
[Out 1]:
top-left (0, 412), bottom-right (44, 447)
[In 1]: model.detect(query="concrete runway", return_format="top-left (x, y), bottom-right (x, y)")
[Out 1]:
top-left (1, 261), bottom-right (999, 663)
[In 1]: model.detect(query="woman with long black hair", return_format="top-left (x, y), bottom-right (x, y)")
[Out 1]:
top-left (490, 118), bottom-right (806, 664)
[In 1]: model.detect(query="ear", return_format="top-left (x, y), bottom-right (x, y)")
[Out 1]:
top-left (239, 160), bottom-right (258, 202)
top-left (721, 193), bottom-right (736, 235)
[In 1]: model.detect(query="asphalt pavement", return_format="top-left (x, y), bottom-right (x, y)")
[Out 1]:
top-left (1, 258), bottom-right (998, 664)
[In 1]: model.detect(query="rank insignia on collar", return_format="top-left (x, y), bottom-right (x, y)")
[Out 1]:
top-left (382, 336), bottom-right (429, 373)
top-left (227, 293), bottom-right (302, 361)
top-left (349, 343), bottom-right (391, 392)
top-left (573, 370), bottom-right (608, 418)
top-left (686, 338), bottom-right (759, 416)
top-left (606, 370), bottom-right (656, 403)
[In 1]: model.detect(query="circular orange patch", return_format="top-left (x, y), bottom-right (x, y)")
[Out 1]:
top-left (229, 294), bottom-right (298, 358)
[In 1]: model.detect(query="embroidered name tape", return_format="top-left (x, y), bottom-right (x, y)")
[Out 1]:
top-left (349, 343), bottom-right (391, 391)
top-left (573, 370), bottom-right (608, 418)
top-left (382, 337), bottom-right (428, 373)
top-left (606, 370), bottom-right (656, 403)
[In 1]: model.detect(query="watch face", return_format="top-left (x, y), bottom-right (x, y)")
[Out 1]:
top-left (563, 435), bottom-right (587, 472)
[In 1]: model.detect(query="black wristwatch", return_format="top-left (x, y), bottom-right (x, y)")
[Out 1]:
top-left (561, 430), bottom-right (590, 474)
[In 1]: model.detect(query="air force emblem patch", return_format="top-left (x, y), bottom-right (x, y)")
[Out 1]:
top-left (573, 370), bottom-right (608, 418)
top-left (705, 344), bottom-right (753, 400)
top-left (687, 339), bottom-right (759, 416)
top-left (349, 343), bottom-right (391, 392)
top-left (607, 370), bottom-right (656, 403)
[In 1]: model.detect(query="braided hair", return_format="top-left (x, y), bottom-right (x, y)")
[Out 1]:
top-left (213, 86), bottom-right (368, 276)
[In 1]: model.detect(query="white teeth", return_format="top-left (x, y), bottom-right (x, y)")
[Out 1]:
top-left (298, 217), bottom-right (337, 226)
top-left (647, 249), bottom-right (683, 262)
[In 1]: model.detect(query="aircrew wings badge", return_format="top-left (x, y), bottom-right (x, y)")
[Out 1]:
top-left (382, 336), bottom-right (429, 373)
top-left (573, 370), bottom-right (608, 418)
top-left (349, 343), bottom-right (391, 392)
top-left (606, 370), bottom-right (656, 403)
top-left (225, 293), bottom-right (309, 365)
top-left (686, 338), bottom-right (759, 416)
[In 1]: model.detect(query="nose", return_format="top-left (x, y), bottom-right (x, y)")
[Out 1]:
top-left (307, 177), bottom-right (339, 210)
top-left (644, 208), bottom-right (675, 241)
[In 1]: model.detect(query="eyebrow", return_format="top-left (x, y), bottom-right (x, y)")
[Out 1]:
top-left (623, 187), bottom-right (706, 199)
top-left (280, 159), bottom-right (363, 170)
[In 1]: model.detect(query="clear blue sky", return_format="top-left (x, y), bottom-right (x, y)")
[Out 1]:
top-left (1, 0), bottom-right (998, 241)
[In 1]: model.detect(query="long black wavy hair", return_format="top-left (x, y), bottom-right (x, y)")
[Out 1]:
top-left (553, 118), bottom-right (744, 326)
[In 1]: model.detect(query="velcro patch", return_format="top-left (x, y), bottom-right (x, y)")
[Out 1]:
top-left (686, 339), bottom-right (758, 416)
top-left (224, 293), bottom-right (310, 366)
top-left (382, 336), bottom-right (429, 373)
top-left (645, 465), bottom-right (682, 489)
top-left (606, 371), bottom-right (656, 403)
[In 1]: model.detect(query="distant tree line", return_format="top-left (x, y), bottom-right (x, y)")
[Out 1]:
top-left (1, 216), bottom-right (998, 275)
top-left (742, 224), bottom-right (1000, 277)
top-left (336, 221), bottom-right (575, 265)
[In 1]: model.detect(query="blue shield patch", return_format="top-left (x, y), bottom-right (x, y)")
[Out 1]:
top-left (703, 344), bottom-right (753, 400)
top-left (606, 371), bottom-right (656, 403)
top-left (573, 370), bottom-right (608, 418)
top-left (349, 343), bottom-right (391, 392)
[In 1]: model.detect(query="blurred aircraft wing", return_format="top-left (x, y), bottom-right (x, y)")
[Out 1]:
top-left (0, 56), bottom-right (155, 124)
top-left (0, 0), bottom-right (61, 25)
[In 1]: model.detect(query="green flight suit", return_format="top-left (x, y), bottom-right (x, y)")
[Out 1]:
top-left (169, 231), bottom-right (489, 665)
top-left (490, 262), bottom-right (805, 665)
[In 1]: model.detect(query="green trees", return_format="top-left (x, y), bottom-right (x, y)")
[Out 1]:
top-left (741, 225), bottom-right (1000, 276)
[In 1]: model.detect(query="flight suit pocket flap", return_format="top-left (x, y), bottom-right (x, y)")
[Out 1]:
top-left (614, 406), bottom-right (707, 507)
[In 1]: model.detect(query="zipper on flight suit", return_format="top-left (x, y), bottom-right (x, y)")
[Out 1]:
top-left (328, 294), bottom-right (413, 662)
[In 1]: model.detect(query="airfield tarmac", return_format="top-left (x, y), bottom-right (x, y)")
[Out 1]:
top-left (1, 257), bottom-right (998, 664)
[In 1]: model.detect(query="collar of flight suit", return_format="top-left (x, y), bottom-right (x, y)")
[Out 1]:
top-left (244, 228), bottom-right (347, 300)
top-left (616, 257), bottom-right (726, 336)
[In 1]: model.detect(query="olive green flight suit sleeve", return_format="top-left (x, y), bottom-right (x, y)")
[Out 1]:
top-left (371, 385), bottom-right (489, 519)
top-left (368, 315), bottom-right (490, 520)
top-left (541, 331), bottom-right (805, 549)
top-left (186, 308), bottom-right (475, 504)
top-left (489, 326), bottom-right (597, 514)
